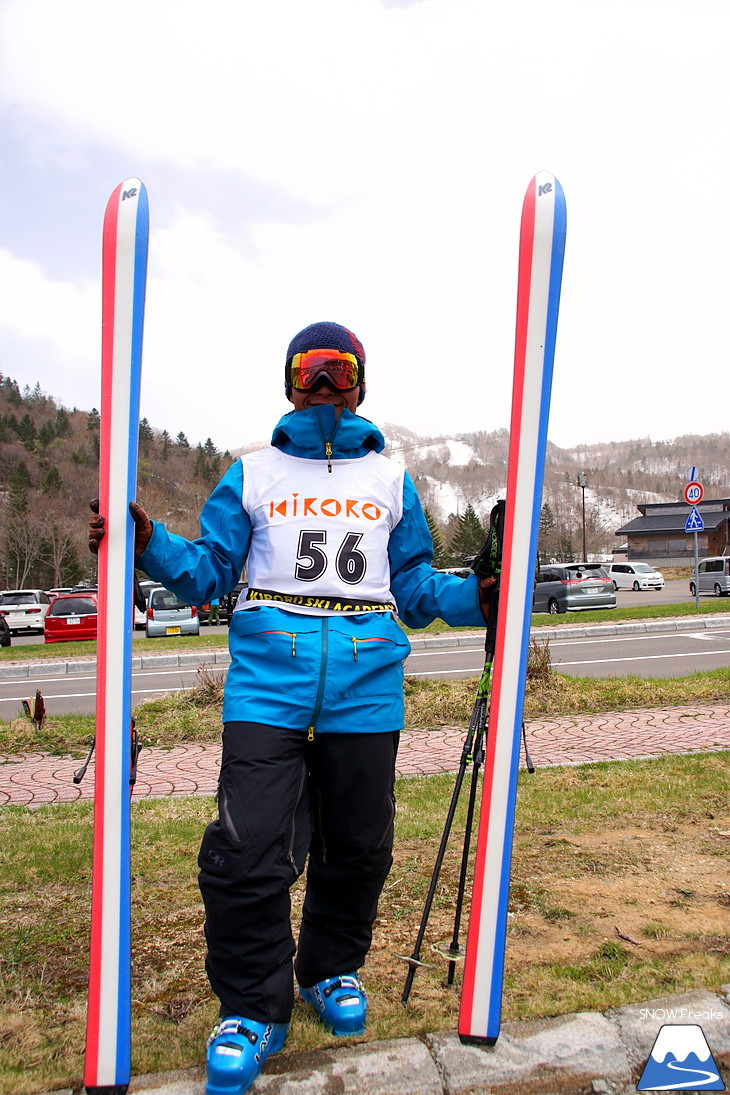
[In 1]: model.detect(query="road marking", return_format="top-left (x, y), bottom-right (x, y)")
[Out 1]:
top-left (0, 685), bottom-right (194, 706)
top-left (556, 648), bottom-right (730, 667)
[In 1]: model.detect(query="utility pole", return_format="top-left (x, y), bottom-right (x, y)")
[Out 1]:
top-left (577, 473), bottom-right (587, 561)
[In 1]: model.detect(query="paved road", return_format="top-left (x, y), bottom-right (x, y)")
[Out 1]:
top-left (1, 616), bottom-right (729, 718)
top-left (405, 624), bottom-right (730, 680)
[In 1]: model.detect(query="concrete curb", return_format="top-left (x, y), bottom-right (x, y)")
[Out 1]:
top-left (38, 989), bottom-right (730, 1095)
top-left (3, 614), bottom-right (729, 679)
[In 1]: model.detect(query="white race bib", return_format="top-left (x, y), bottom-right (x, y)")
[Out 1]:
top-left (238, 447), bottom-right (404, 615)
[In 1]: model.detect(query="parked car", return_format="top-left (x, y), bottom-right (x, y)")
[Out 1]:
top-left (607, 562), bottom-right (664, 591)
top-left (145, 586), bottom-right (200, 637)
top-left (46, 586), bottom-right (74, 600)
top-left (44, 592), bottom-right (99, 643)
top-left (0, 589), bottom-right (52, 634)
top-left (689, 556), bottom-right (730, 598)
top-left (533, 564), bottom-right (617, 614)
top-left (0, 614), bottom-right (11, 647)
top-left (134, 579), bottom-right (161, 629)
top-left (221, 581), bottom-right (249, 624)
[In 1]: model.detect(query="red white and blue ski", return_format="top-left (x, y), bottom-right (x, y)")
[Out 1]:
top-left (84, 179), bottom-right (148, 1095)
top-left (459, 171), bottom-right (566, 1046)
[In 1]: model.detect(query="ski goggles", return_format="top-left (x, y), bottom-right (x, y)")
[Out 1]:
top-left (287, 349), bottom-right (364, 391)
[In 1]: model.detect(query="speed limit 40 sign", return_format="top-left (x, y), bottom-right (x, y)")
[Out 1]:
top-left (684, 481), bottom-right (704, 505)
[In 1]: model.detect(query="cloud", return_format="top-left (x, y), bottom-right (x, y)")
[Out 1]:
top-left (0, 0), bottom-right (729, 451)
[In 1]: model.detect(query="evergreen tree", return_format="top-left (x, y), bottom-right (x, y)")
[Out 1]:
top-left (538, 502), bottom-right (558, 563)
top-left (138, 417), bottom-right (154, 457)
top-left (17, 413), bottom-right (37, 451)
top-left (176, 431), bottom-right (190, 449)
top-left (194, 443), bottom-right (207, 479)
top-left (3, 462), bottom-right (40, 588)
top-left (423, 506), bottom-right (449, 568)
top-left (1, 375), bottom-right (22, 405)
top-left (43, 466), bottom-right (63, 495)
top-left (449, 503), bottom-right (485, 566)
top-left (38, 420), bottom-right (56, 449)
top-left (55, 407), bottom-right (70, 436)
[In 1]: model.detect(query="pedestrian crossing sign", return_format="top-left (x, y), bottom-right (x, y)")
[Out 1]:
top-left (686, 507), bottom-right (705, 533)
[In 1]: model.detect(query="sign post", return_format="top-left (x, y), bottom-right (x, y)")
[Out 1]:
top-left (684, 477), bottom-right (704, 611)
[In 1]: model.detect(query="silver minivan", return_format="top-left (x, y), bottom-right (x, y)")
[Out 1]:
top-left (689, 556), bottom-right (730, 598)
top-left (533, 564), bottom-right (617, 614)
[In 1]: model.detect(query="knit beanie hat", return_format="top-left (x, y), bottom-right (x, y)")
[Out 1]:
top-left (285, 321), bottom-right (366, 405)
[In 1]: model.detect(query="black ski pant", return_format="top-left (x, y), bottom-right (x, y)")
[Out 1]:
top-left (198, 722), bottom-right (399, 1024)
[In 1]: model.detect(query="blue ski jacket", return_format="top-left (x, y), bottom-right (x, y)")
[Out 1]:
top-left (138, 405), bottom-right (484, 733)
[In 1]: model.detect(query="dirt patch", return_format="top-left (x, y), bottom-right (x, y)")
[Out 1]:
top-left (374, 817), bottom-right (730, 1024)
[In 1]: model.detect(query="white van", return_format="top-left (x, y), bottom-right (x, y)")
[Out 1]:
top-left (608, 563), bottom-right (664, 592)
top-left (689, 556), bottom-right (730, 598)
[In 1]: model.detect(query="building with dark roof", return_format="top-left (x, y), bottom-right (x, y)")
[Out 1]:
top-left (615, 497), bottom-right (730, 565)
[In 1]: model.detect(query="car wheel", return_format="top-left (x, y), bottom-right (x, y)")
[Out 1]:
top-left (689, 582), bottom-right (696, 597)
top-left (548, 599), bottom-right (561, 615)
top-left (714, 583), bottom-right (723, 597)
top-left (613, 581), bottom-right (618, 591)
top-left (632, 581), bottom-right (640, 591)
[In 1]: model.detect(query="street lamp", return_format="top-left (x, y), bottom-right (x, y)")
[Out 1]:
top-left (577, 473), bottom-right (587, 561)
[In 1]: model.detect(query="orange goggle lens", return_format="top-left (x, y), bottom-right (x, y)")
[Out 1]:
top-left (288, 349), bottom-right (362, 391)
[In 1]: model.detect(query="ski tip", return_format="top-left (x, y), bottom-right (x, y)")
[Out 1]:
top-left (523, 171), bottom-right (566, 237)
top-left (105, 178), bottom-right (148, 214)
top-left (529, 170), bottom-right (564, 199)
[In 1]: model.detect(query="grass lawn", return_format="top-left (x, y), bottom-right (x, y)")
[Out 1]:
top-left (0, 597), bottom-right (728, 1092)
top-left (1, 753), bottom-right (728, 1095)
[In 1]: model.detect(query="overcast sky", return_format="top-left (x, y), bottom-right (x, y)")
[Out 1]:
top-left (1, 0), bottom-right (728, 456)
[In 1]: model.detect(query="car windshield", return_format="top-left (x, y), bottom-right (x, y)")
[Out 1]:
top-left (634, 564), bottom-right (654, 573)
top-left (49, 597), bottom-right (96, 616)
top-left (150, 590), bottom-right (187, 611)
top-left (0, 592), bottom-right (37, 605)
top-left (567, 566), bottom-right (607, 579)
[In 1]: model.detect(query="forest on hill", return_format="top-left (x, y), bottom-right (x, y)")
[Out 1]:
top-left (0, 376), bottom-right (233, 590)
top-left (0, 372), bottom-right (728, 589)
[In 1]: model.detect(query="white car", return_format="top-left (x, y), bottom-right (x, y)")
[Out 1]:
top-left (607, 563), bottom-right (664, 591)
top-left (0, 588), bottom-right (52, 633)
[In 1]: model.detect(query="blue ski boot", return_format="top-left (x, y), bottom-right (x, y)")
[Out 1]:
top-left (299, 973), bottom-right (367, 1035)
top-left (206, 1016), bottom-right (289, 1095)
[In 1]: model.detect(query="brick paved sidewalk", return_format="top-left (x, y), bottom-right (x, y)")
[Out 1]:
top-left (1, 703), bottom-right (728, 808)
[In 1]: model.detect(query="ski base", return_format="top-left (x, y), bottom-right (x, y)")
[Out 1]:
top-left (459, 1033), bottom-right (497, 1048)
top-left (85, 1086), bottom-right (129, 1095)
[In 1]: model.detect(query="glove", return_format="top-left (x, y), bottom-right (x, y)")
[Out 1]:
top-left (88, 499), bottom-right (153, 558)
top-left (478, 576), bottom-right (497, 622)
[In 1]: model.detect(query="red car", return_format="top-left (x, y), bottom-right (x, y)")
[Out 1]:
top-left (44, 592), bottom-right (99, 643)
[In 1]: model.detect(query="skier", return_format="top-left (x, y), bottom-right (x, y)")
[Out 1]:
top-left (90, 321), bottom-right (494, 1095)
